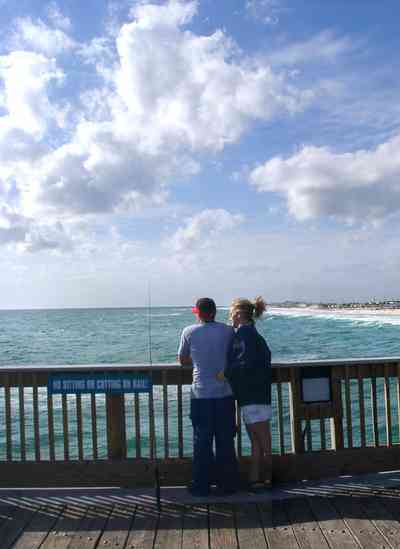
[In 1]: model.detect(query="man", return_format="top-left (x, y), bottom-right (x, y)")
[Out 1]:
top-left (178, 297), bottom-right (238, 497)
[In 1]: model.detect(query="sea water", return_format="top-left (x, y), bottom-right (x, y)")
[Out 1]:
top-left (0, 306), bottom-right (399, 458)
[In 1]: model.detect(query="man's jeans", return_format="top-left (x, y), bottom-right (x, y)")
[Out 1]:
top-left (190, 396), bottom-right (238, 494)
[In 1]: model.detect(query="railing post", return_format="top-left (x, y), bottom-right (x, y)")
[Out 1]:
top-left (106, 394), bottom-right (127, 459)
top-left (289, 368), bottom-right (304, 453)
top-left (330, 367), bottom-right (344, 450)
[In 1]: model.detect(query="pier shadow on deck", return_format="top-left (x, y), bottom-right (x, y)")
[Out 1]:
top-left (2, 470), bottom-right (400, 547)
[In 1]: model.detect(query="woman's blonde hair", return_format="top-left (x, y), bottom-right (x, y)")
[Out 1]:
top-left (230, 296), bottom-right (267, 322)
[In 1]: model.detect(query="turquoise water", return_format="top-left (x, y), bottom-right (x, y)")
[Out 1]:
top-left (1, 306), bottom-right (400, 365)
top-left (0, 306), bottom-right (399, 459)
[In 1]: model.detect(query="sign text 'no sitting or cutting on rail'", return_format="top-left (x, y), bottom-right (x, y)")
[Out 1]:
top-left (48, 372), bottom-right (153, 395)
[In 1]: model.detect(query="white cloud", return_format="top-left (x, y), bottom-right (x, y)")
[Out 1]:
top-left (45, 2), bottom-right (72, 31)
top-left (0, 203), bottom-right (72, 251)
top-left (11, 17), bottom-right (76, 55)
top-left (0, 51), bottom-right (63, 138)
top-left (4, 0), bottom-right (312, 223)
top-left (269, 30), bottom-right (353, 66)
top-left (166, 208), bottom-right (245, 253)
top-left (246, 0), bottom-right (286, 25)
top-left (114, 0), bottom-right (312, 152)
top-left (250, 134), bottom-right (400, 223)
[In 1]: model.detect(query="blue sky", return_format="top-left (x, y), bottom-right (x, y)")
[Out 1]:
top-left (1, 0), bottom-right (400, 308)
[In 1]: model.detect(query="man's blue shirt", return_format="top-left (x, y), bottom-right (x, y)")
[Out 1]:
top-left (178, 321), bottom-right (234, 399)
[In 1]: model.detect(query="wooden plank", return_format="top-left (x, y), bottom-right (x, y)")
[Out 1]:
top-left (162, 371), bottom-right (169, 458)
top-left (32, 375), bottom-right (41, 461)
top-left (66, 504), bottom-right (111, 549)
top-left (12, 504), bottom-right (64, 549)
top-left (371, 376), bottom-right (379, 446)
top-left (307, 496), bottom-right (359, 549)
top-left (125, 504), bottom-right (158, 549)
top-left (177, 376), bottom-right (184, 458)
top-left (259, 501), bottom-right (299, 549)
top-left (97, 503), bottom-right (134, 548)
top-left (47, 390), bottom-right (55, 462)
top-left (76, 394), bottom-right (84, 460)
top-left (276, 372), bottom-right (285, 454)
top-left (320, 412), bottom-right (326, 451)
top-left (182, 505), bottom-right (209, 549)
top-left (285, 498), bottom-right (330, 549)
top-left (61, 395), bottom-right (69, 461)
top-left (148, 391), bottom-right (156, 460)
top-left (209, 504), bottom-right (237, 548)
top-left (90, 394), bottom-right (98, 460)
top-left (235, 503), bottom-right (267, 548)
top-left (106, 394), bottom-right (126, 459)
top-left (332, 495), bottom-right (389, 549)
top-left (384, 365), bottom-right (393, 447)
top-left (0, 503), bottom-right (40, 549)
top-left (134, 393), bottom-right (141, 458)
top-left (1, 444), bottom-right (400, 488)
top-left (4, 360), bottom-right (400, 388)
top-left (360, 496), bottom-right (400, 549)
top-left (40, 503), bottom-right (88, 549)
top-left (4, 375), bottom-right (12, 461)
top-left (305, 409), bottom-right (312, 452)
top-left (344, 366), bottom-right (353, 448)
top-left (18, 376), bottom-right (26, 461)
top-left (154, 504), bottom-right (183, 549)
top-left (330, 368), bottom-right (344, 451)
top-left (357, 366), bottom-right (366, 448)
top-left (289, 367), bottom-right (303, 454)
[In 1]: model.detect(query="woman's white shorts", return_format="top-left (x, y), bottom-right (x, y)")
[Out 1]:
top-left (241, 404), bottom-right (272, 425)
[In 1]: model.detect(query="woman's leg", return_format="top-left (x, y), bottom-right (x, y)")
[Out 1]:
top-left (250, 421), bottom-right (271, 483)
top-left (245, 424), bottom-right (262, 483)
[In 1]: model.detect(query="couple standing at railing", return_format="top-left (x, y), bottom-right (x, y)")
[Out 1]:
top-left (178, 296), bottom-right (272, 497)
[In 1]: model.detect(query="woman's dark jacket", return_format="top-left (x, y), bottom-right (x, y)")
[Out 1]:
top-left (224, 324), bottom-right (271, 407)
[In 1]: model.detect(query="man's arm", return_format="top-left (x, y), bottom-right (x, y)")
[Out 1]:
top-left (178, 354), bottom-right (193, 366)
top-left (178, 328), bottom-right (193, 366)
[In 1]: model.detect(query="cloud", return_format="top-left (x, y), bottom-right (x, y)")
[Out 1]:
top-left (166, 208), bottom-right (245, 253)
top-left (5, 0), bottom-right (312, 222)
top-left (0, 205), bottom-right (28, 245)
top-left (10, 17), bottom-right (76, 55)
top-left (269, 30), bottom-right (353, 66)
top-left (113, 0), bottom-right (311, 151)
top-left (245, 0), bottom-right (286, 25)
top-left (250, 134), bottom-right (400, 223)
top-left (0, 51), bottom-right (63, 138)
top-left (0, 204), bottom-right (72, 251)
top-left (45, 2), bottom-right (72, 31)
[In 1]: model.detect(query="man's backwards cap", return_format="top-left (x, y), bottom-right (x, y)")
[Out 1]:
top-left (192, 297), bottom-right (216, 317)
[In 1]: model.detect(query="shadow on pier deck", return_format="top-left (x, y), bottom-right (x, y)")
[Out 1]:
top-left (2, 470), bottom-right (400, 548)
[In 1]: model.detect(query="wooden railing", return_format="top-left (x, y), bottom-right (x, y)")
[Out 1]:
top-left (0, 358), bottom-right (399, 486)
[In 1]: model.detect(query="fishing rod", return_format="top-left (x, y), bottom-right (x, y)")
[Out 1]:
top-left (148, 281), bottom-right (153, 367)
top-left (147, 281), bottom-right (161, 511)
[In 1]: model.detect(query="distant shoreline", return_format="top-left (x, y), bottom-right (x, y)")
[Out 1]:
top-left (270, 306), bottom-right (400, 316)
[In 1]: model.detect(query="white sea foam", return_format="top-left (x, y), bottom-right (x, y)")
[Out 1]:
top-left (151, 312), bottom-right (182, 317)
top-left (268, 307), bottom-right (400, 326)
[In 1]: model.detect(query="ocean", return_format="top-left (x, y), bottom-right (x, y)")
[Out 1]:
top-left (1, 306), bottom-right (399, 366)
top-left (0, 306), bottom-right (399, 458)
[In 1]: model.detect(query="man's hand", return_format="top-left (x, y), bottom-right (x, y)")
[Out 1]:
top-left (216, 370), bottom-right (226, 381)
top-left (178, 355), bottom-right (193, 366)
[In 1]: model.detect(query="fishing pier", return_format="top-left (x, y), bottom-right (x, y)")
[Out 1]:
top-left (0, 357), bottom-right (400, 547)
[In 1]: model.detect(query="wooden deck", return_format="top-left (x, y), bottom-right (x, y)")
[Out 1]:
top-left (2, 471), bottom-right (400, 547)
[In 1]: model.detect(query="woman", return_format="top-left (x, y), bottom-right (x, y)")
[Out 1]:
top-left (218, 297), bottom-right (272, 491)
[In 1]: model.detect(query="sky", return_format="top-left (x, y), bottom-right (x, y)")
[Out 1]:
top-left (1, 0), bottom-right (400, 308)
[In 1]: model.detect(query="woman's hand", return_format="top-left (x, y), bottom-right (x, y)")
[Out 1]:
top-left (216, 370), bottom-right (226, 381)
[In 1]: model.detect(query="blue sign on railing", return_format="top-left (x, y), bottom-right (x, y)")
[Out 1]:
top-left (48, 372), bottom-right (152, 395)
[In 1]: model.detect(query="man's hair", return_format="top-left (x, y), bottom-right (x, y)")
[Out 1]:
top-left (196, 297), bottom-right (216, 319)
